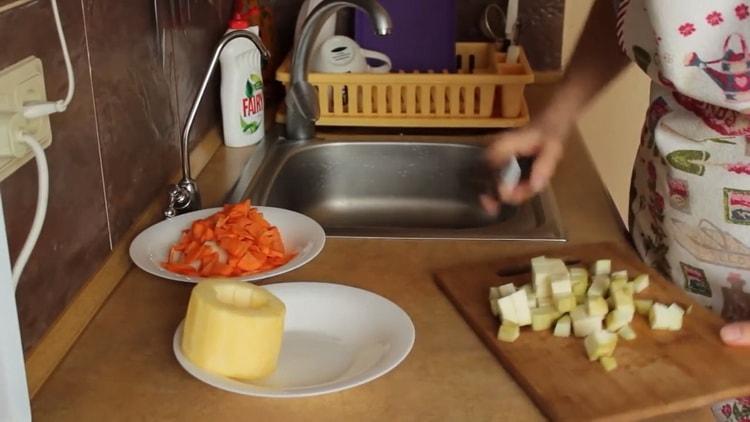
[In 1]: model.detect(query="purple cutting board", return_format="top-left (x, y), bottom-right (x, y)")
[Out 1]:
top-left (354, 0), bottom-right (456, 72)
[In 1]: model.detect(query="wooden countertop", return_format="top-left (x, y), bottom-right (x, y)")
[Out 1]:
top-left (31, 88), bottom-right (710, 421)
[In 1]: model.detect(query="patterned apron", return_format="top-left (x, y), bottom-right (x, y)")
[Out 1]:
top-left (617, 1), bottom-right (750, 420)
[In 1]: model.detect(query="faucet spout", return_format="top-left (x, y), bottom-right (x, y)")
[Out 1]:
top-left (286, 0), bottom-right (392, 141)
top-left (165, 30), bottom-right (269, 218)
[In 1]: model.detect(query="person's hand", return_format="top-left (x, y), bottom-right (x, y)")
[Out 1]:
top-left (721, 322), bottom-right (750, 346)
top-left (480, 115), bottom-right (573, 215)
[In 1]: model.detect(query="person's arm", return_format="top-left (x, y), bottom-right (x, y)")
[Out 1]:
top-left (482, 0), bottom-right (630, 211)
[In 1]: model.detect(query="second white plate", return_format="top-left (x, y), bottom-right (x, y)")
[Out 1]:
top-left (173, 282), bottom-right (416, 397)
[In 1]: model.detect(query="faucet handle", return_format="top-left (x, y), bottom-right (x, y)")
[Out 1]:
top-left (164, 178), bottom-right (202, 218)
top-left (164, 185), bottom-right (189, 218)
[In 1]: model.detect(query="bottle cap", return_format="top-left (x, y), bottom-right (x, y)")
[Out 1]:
top-left (228, 13), bottom-right (249, 29)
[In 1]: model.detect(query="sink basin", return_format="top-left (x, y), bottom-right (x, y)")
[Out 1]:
top-left (227, 137), bottom-right (565, 240)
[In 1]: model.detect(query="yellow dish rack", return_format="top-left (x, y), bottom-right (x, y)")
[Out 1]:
top-left (275, 42), bottom-right (534, 128)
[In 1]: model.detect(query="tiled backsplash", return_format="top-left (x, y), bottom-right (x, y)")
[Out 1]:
top-left (2, 0), bottom-right (562, 353)
top-left (2, 0), bottom-right (232, 352)
top-left (2, 1), bottom-right (110, 353)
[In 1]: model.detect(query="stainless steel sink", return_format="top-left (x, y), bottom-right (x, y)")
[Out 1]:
top-left (227, 136), bottom-right (565, 240)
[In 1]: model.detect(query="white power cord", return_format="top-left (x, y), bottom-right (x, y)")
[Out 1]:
top-left (12, 134), bottom-right (49, 289)
top-left (11, 0), bottom-right (73, 288)
top-left (0, 1), bottom-right (71, 421)
top-left (23, 0), bottom-right (74, 119)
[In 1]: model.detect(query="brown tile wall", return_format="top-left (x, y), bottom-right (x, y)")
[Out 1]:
top-left (2, 0), bottom-right (111, 354)
top-left (2, 0), bottom-right (231, 352)
top-left (1, 0), bottom-right (563, 353)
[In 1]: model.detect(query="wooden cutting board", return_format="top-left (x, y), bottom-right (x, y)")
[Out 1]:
top-left (434, 242), bottom-right (750, 421)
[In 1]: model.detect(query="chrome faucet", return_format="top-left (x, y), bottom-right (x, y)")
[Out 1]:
top-left (286, 0), bottom-right (392, 141)
top-left (165, 30), bottom-right (270, 218)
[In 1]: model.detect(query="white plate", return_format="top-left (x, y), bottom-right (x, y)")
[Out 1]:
top-left (173, 282), bottom-right (415, 398)
top-left (129, 207), bottom-right (325, 283)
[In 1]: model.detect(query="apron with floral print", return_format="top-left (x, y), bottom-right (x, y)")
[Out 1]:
top-left (617, 1), bottom-right (750, 420)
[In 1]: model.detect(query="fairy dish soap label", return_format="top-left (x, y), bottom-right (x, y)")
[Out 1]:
top-left (240, 74), bottom-right (264, 135)
top-left (220, 14), bottom-right (265, 147)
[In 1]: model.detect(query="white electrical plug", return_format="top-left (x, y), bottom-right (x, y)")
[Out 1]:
top-left (0, 113), bottom-right (28, 157)
top-left (23, 101), bottom-right (65, 119)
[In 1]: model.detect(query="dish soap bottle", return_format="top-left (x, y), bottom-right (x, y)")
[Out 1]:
top-left (220, 13), bottom-right (265, 147)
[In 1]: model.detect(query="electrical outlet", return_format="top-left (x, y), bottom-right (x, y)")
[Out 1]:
top-left (0, 56), bottom-right (52, 182)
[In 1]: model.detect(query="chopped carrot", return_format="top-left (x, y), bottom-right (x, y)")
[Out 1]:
top-left (237, 251), bottom-right (265, 272)
top-left (161, 200), bottom-right (296, 277)
top-left (219, 237), bottom-right (249, 258)
top-left (213, 262), bottom-right (234, 277)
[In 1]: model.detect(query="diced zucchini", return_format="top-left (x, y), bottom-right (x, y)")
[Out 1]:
top-left (532, 257), bottom-right (568, 300)
top-left (600, 356), bottom-right (618, 372)
top-left (499, 290), bottom-right (531, 326)
top-left (609, 278), bottom-right (628, 293)
top-left (498, 256), bottom-right (688, 372)
top-left (531, 306), bottom-right (560, 331)
top-left (667, 303), bottom-right (685, 330)
top-left (587, 296), bottom-right (609, 317)
top-left (632, 274), bottom-right (650, 293)
top-left (527, 290), bottom-right (537, 309)
top-left (537, 296), bottom-right (553, 307)
top-left (530, 255), bottom-right (548, 267)
top-left (521, 284), bottom-right (538, 308)
top-left (649, 303), bottom-right (673, 330)
top-left (606, 309), bottom-right (634, 332)
top-left (611, 270), bottom-right (628, 280)
top-left (588, 275), bottom-right (610, 297)
top-left (635, 299), bottom-right (653, 316)
top-left (551, 275), bottom-right (572, 296)
top-left (625, 281), bottom-right (635, 293)
top-left (499, 283), bottom-right (517, 297)
top-left (546, 258), bottom-right (569, 274)
top-left (591, 259), bottom-right (612, 276)
top-left (497, 296), bottom-right (515, 322)
top-left (570, 268), bottom-right (589, 295)
top-left (571, 305), bottom-right (603, 337)
top-left (554, 315), bottom-right (572, 337)
top-left (511, 289), bottom-right (532, 327)
top-left (497, 322), bottom-right (520, 343)
top-left (570, 267), bottom-right (588, 282)
top-left (574, 317), bottom-right (603, 338)
top-left (668, 302), bottom-right (685, 316)
top-left (611, 287), bottom-right (635, 314)
top-left (584, 330), bottom-right (618, 361)
top-left (569, 305), bottom-right (587, 321)
top-left (490, 298), bottom-right (500, 316)
top-left (617, 324), bottom-right (637, 341)
top-left (572, 281), bottom-right (588, 298)
top-left (554, 293), bottom-right (577, 313)
top-left (569, 267), bottom-right (589, 278)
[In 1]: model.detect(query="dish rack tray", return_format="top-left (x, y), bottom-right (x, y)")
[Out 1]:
top-left (275, 42), bottom-right (534, 128)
